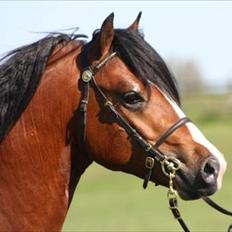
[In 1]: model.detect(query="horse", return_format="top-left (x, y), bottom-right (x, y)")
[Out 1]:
top-left (0, 12), bottom-right (227, 231)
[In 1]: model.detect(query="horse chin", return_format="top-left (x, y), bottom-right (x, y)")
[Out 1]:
top-left (176, 188), bottom-right (202, 200)
top-left (175, 173), bottom-right (217, 201)
top-left (177, 187), bottom-right (216, 201)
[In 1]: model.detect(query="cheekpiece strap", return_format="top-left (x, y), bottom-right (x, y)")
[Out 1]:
top-left (78, 45), bottom-right (116, 147)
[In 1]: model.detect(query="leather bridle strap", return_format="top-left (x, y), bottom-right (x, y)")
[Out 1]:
top-left (169, 198), bottom-right (190, 232)
top-left (90, 75), bottom-right (191, 187)
top-left (143, 117), bottom-right (191, 189)
top-left (202, 196), bottom-right (232, 216)
top-left (79, 49), bottom-right (191, 188)
top-left (154, 117), bottom-right (191, 149)
top-left (202, 197), bottom-right (232, 232)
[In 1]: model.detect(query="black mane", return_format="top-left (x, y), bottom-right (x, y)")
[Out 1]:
top-left (113, 29), bottom-right (180, 104)
top-left (0, 34), bottom-right (72, 142)
top-left (0, 28), bottom-right (180, 142)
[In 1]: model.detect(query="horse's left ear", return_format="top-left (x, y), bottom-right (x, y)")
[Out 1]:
top-left (91, 13), bottom-right (115, 60)
top-left (127, 12), bottom-right (142, 30)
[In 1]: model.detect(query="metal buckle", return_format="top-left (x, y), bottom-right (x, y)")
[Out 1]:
top-left (145, 156), bottom-right (155, 169)
top-left (82, 69), bottom-right (93, 82)
top-left (161, 156), bottom-right (181, 177)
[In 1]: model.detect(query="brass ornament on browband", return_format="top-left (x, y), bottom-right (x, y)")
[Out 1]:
top-left (81, 52), bottom-right (116, 83)
top-left (82, 69), bottom-right (93, 83)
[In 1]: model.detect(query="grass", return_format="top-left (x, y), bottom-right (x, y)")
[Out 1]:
top-left (63, 94), bottom-right (232, 232)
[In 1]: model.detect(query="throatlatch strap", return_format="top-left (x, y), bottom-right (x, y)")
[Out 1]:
top-left (78, 45), bottom-right (91, 147)
top-left (78, 82), bottom-right (89, 145)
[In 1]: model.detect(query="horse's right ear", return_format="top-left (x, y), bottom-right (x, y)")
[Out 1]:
top-left (90, 13), bottom-right (115, 61)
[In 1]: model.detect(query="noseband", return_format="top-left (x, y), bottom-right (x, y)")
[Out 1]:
top-left (78, 47), bottom-right (232, 232)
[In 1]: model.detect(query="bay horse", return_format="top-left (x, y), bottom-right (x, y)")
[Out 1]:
top-left (0, 13), bottom-right (227, 231)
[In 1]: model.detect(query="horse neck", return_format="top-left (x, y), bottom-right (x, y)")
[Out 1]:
top-left (0, 41), bottom-right (91, 231)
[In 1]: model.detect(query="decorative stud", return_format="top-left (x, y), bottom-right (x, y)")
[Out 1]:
top-left (145, 144), bottom-right (152, 152)
top-left (82, 69), bottom-right (93, 83)
top-left (104, 101), bottom-right (113, 107)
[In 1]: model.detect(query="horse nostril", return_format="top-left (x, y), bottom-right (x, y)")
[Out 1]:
top-left (201, 157), bottom-right (219, 185)
top-left (204, 161), bottom-right (216, 175)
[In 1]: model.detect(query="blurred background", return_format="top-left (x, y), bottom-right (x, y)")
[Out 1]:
top-left (1, 1), bottom-right (232, 231)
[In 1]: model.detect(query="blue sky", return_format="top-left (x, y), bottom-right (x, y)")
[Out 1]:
top-left (1, 1), bottom-right (232, 88)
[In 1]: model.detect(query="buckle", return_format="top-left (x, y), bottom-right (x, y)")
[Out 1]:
top-left (145, 157), bottom-right (155, 169)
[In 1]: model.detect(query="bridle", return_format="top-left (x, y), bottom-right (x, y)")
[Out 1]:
top-left (79, 46), bottom-right (190, 187)
top-left (78, 45), bottom-right (232, 232)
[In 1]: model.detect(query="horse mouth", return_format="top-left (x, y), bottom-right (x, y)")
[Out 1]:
top-left (174, 170), bottom-right (217, 200)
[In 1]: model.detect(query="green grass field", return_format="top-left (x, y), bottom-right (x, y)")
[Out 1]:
top-left (63, 94), bottom-right (232, 232)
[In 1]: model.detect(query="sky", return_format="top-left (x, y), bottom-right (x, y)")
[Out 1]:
top-left (1, 1), bottom-right (232, 88)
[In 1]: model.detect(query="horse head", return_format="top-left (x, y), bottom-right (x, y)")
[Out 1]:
top-left (77, 12), bottom-right (227, 201)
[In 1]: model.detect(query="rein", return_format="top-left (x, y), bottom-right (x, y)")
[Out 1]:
top-left (78, 48), bottom-right (232, 232)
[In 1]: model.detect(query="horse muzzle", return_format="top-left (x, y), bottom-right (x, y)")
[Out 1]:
top-left (175, 156), bottom-right (220, 200)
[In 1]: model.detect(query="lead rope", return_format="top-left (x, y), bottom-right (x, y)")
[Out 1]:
top-left (202, 197), bottom-right (232, 232)
top-left (162, 157), bottom-right (232, 232)
top-left (202, 197), bottom-right (232, 216)
top-left (163, 158), bottom-right (232, 232)
top-left (161, 157), bottom-right (190, 232)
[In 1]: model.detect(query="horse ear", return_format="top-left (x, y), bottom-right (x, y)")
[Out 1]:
top-left (127, 12), bottom-right (142, 31)
top-left (91, 13), bottom-right (115, 60)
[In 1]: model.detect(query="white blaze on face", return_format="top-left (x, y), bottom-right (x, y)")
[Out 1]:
top-left (159, 89), bottom-right (227, 190)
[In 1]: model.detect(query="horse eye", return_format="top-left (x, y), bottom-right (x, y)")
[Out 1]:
top-left (121, 91), bottom-right (144, 106)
